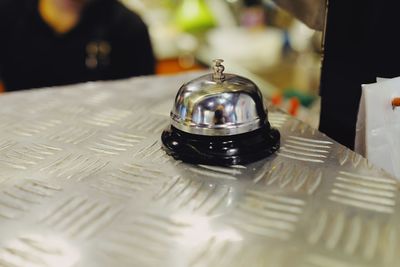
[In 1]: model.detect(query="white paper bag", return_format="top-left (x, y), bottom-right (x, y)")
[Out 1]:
top-left (355, 77), bottom-right (400, 179)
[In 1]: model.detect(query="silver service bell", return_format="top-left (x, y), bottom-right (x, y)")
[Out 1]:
top-left (161, 59), bottom-right (280, 166)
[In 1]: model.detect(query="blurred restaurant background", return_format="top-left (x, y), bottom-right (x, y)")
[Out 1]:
top-left (0, 0), bottom-right (323, 127)
top-left (122, 0), bottom-right (323, 127)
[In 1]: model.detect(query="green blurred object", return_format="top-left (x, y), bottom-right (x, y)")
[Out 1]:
top-left (283, 88), bottom-right (316, 107)
top-left (175, 0), bottom-right (216, 33)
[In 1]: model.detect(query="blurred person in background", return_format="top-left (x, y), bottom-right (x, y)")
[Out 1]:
top-left (0, 0), bottom-right (155, 92)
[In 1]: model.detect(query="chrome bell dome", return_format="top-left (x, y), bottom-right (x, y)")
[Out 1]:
top-left (170, 59), bottom-right (268, 136)
top-left (162, 59), bottom-right (280, 166)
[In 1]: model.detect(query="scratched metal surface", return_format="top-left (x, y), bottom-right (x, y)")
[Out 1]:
top-left (0, 72), bottom-right (399, 267)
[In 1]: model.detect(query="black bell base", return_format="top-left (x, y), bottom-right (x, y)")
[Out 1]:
top-left (161, 125), bottom-right (280, 166)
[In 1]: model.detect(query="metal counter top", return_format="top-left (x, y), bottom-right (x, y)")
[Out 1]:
top-left (0, 72), bottom-right (398, 267)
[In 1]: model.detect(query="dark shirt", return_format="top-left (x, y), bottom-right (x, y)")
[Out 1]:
top-left (0, 0), bottom-right (155, 91)
top-left (319, 0), bottom-right (400, 149)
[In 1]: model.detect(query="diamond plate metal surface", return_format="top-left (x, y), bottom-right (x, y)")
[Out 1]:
top-left (0, 72), bottom-right (399, 267)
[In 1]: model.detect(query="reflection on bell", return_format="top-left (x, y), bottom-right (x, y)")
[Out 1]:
top-left (161, 59), bottom-right (280, 166)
